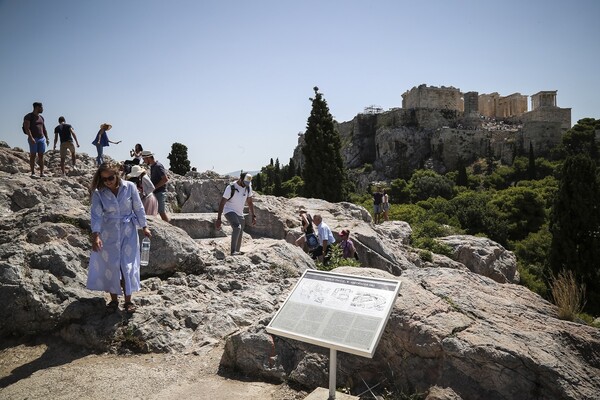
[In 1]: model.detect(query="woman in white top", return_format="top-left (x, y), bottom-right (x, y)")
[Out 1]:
top-left (382, 190), bottom-right (390, 222)
top-left (130, 143), bottom-right (144, 165)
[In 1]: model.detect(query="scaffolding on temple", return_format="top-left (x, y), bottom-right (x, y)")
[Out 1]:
top-left (362, 105), bottom-right (383, 114)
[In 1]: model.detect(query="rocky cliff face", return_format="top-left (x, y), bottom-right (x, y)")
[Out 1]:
top-left (1, 143), bottom-right (598, 399)
top-left (293, 107), bottom-right (565, 189)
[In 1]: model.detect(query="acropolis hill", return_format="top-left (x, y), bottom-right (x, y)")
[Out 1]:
top-left (293, 84), bottom-right (572, 184)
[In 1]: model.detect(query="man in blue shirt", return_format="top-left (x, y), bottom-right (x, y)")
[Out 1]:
top-left (311, 214), bottom-right (335, 264)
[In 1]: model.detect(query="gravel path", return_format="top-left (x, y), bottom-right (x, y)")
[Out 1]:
top-left (0, 339), bottom-right (307, 400)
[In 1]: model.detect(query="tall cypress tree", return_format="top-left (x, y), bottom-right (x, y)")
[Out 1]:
top-left (302, 87), bottom-right (347, 201)
top-left (167, 142), bottom-right (191, 176)
top-left (456, 157), bottom-right (468, 187)
top-left (549, 154), bottom-right (600, 313)
top-left (528, 142), bottom-right (536, 180)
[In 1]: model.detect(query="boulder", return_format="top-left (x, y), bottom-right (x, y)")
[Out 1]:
top-left (221, 267), bottom-right (600, 400)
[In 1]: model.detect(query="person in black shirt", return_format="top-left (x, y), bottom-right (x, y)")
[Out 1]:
top-left (53, 116), bottom-right (80, 175)
top-left (373, 187), bottom-right (383, 224)
top-left (22, 102), bottom-right (49, 178)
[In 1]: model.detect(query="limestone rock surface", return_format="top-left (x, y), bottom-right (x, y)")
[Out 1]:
top-left (1, 145), bottom-right (597, 399)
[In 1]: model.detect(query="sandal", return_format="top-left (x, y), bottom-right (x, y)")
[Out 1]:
top-left (123, 301), bottom-right (137, 313)
top-left (106, 300), bottom-right (119, 311)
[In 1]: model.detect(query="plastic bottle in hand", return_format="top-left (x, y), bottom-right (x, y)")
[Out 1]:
top-left (140, 237), bottom-right (150, 266)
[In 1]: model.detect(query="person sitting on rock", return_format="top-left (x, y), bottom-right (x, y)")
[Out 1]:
top-left (311, 214), bottom-right (335, 265)
top-left (339, 229), bottom-right (357, 260)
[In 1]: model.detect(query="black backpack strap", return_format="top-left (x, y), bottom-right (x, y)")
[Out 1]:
top-left (228, 183), bottom-right (238, 200)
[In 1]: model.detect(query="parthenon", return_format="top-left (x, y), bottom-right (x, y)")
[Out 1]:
top-left (401, 84), bottom-right (566, 121)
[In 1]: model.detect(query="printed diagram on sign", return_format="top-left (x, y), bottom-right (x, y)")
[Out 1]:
top-left (295, 277), bottom-right (393, 313)
top-left (299, 282), bottom-right (329, 304)
top-left (350, 292), bottom-right (387, 312)
top-left (332, 287), bottom-right (352, 302)
top-left (299, 283), bottom-right (355, 306)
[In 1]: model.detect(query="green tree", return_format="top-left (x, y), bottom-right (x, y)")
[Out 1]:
top-left (456, 158), bottom-right (468, 187)
top-left (561, 118), bottom-right (600, 157)
top-left (550, 153), bottom-right (600, 313)
top-left (408, 169), bottom-right (454, 202)
top-left (167, 142), bottom-right (191, 176)
top-left (302, 86), bottom-right (347, 201)
top-left (389, 178), bottom-right (411, 204)
top-left (528, 142), bottom-right (536, 180)
top-left (273, 158), bottom-right (283, 196)
top-left (489, 186), bottom-right (546, 243)
top-left (255, 173), bottom-right (263, 192)
top-left (448, 190), bottom-right (495, 235)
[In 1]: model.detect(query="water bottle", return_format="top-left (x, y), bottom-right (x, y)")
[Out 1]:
top-left (140, 237), bottom-right (150, 266)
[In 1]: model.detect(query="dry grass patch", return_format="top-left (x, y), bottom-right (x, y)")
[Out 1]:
top-left (551, 269), bottom-right (586, 321)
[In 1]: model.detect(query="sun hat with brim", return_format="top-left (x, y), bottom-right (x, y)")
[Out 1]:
top-left (100, 123), bottom-right (112, 130)
top-left (141, 150), bottom-right (154, 157)
top-left (127, 165), bottom-right (145, 178)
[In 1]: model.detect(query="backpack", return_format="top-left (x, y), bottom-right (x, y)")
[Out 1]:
top-left (228, 183), bottom-right (250, 200)
top-left (305, 233), bottom-right (319, 250)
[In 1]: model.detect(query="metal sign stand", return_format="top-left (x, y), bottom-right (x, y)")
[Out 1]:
top-left (266, 270), bottom-right (402, 400)
top-left (329, 348), bottom-right (337, 400)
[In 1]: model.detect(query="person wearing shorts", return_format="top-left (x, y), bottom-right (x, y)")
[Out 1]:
top-left (373, 187), bottom-right (383, 224)
top-left (53, 116), bottom-right (80, 175)
top-left (22, 102), bottom-right (49, 178)
top-left (142, 150), bottom-right (170, 222)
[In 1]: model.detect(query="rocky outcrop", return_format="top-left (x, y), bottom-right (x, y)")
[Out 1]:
top-left (292, 105), bottom-right (565, 182)
top-left (221, 267), bottom-right (600, 400)
top-left (437, 235), bottom-right (519, 284)
top-left (1, 144), bottom-right (598, 399)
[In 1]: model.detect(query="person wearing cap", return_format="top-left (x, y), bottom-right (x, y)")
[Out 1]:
top-left (141, 150), bottom-right (170, 222)
top-left (92, 123), bottom-right (121, 166)
top-left (127, 165), bottom-right (158, 216)
top-left (339, 229), bottom-right (356, 259)
top-left (53, 116), bottom-right (80, 175)
top-left (311, 214), bottom-right (336, 264)
top-left (215, 172), bottom-right (256, 255)
top-left (22, 102), bottom-right (49, 178)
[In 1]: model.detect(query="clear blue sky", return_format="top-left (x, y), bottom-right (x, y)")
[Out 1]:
top-left (1, 0), bottom-right (599, 174)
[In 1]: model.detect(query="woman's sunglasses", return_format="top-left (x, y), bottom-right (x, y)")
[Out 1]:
top-left (102, 175), bottom-right (116, 182)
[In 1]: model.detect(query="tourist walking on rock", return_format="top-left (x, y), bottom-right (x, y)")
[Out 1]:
top-left (311, 214), bottom-right (335, 264)
top-left (215, 172), bottom-right (256, 255)
top-left (88, 163), bottom-right (151, 313)
top-left (22, 102), bottom-right (49, 178)
top-left (295, 208), bottom-right (319, 254)
top-left (373, 187), bottom-right (383, 224)
top-left (141, 150), bottom-right (170, 222)
top-left (92, 123), bottom-right (121, 166)
top-left (127, 165), bottom-right (158, 216)
top-left (382, 189), bottom-right (390, 222)
top-left (53, 116), bottom-right (80, 175)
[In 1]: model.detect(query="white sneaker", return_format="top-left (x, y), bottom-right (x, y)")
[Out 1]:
top-left (30, 173), bottom-right (37, 178)
top-left (40, 173), bottom-right (46, 178)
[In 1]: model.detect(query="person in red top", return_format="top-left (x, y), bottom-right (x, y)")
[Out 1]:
top-left (22, 102), bottom-right (49, 178)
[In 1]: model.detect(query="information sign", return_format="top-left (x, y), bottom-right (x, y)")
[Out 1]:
top-left (267, 269), bottom-right (401, 358)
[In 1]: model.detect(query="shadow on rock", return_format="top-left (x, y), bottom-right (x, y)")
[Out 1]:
top-left (0, 337), bottom-right (91, 389)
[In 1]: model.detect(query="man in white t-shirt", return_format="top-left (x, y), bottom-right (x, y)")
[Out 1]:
top-left (215, 172), bottom-right (256, 255)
